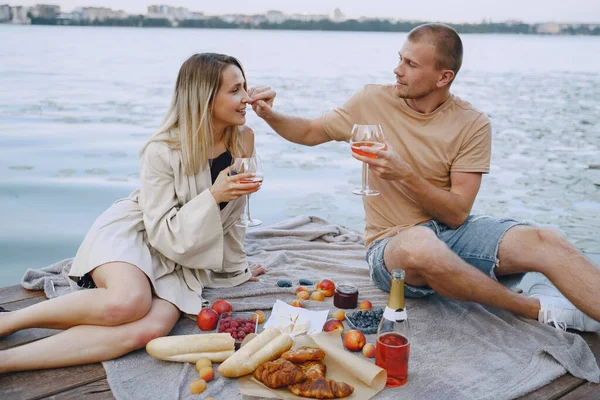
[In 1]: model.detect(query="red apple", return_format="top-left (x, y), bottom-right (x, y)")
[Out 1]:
top-left (344, 330), bottom-right (366, 352)
top-left (197, 308), bottom-right (219, 331)
top-left (362, 343), bottom-right (376, 358)
top-left (359, 300), bottom-right (372, 310)
top-left (211, 299), bottom-right (232, 315)
top-left (316, 279), bottom-right (336, 297)
top-left (323, 319), bottom-right (344, 334)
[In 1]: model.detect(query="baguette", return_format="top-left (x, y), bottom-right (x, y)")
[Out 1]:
top-left (146, 333), bottom-right (234, 363)
top-left (218, 327), bottom-right (293, 378)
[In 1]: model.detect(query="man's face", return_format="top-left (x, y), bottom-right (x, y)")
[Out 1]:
top-left (393, 39), bottom-right (443, 99)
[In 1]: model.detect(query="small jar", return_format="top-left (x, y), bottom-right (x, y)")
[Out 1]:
top-left (333, 282), bottom-right (359, 309)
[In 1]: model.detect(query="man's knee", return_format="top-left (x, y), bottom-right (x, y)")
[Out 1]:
top-left (385, 226), bottom-right (445, 274)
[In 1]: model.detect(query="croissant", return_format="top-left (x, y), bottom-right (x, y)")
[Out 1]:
top-left (253, 358), bottom-right (306, 389)
top-left (281, 346), bottom-right (326, 362)
top-left (288, 377), bottom-right (354, 399)
top-left (297, 361), bottom-right (327, 381)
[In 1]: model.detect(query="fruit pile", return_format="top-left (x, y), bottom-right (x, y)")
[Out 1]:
top-left (218, 315), bottom-right (256, 342)
top-left (347, 309), bottom-right (383, 330)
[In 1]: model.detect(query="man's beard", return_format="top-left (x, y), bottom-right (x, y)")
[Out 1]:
top-left (395, 83), bottom-right (436, 100)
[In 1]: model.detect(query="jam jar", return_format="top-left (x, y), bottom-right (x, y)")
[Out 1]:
top-left (333, 282), bottom-right (359, 309)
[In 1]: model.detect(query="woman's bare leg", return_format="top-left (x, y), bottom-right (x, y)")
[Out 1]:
top-left (0, 297), bottom-right (180, 373)
top-left (0, 262), bottom-right (152, 336)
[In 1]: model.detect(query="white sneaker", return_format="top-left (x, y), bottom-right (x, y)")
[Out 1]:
top-left (528, 282), bottom-right (600, 332)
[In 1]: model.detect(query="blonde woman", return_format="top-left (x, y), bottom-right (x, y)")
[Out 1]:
top-left (0, 53), bottom-right (274, 373)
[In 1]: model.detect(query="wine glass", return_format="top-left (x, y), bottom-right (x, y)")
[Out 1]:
top-left (349, 124), bottom-right (386, 196)
top-left (230, 154), bottom-right (263, 227)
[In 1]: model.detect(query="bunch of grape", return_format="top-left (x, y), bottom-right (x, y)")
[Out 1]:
top-left (347, 309), bottom-right (383, 329)
top-left (218, 316), bottom-right (256, 342)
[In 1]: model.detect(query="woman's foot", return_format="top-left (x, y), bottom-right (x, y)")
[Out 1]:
top-left (249, 264), bottom-right (267, 281)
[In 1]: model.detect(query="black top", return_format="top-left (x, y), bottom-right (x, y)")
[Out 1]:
top-left (210, 150), bottom-right (233, 210)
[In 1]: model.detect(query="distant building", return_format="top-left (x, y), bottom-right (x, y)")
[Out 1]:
top-left (333, 8), bottom-right (345, 22)
top-left (8, 5), bottom-right (30, 24)
top-left (289, 13), bottom-right (329, 22)
top-left (265, 10), bottom-right (285, 24)
top-left (30, 4), bottom-right (61, 19)
top-left (79, 7), bottom-right (127, 21)
top-left (147, 5), bottom-right (189, 21)
top-left (0, 4), bottom-right (10, 22)
top-left (536, 23), bottom-right (561, 34)
top-left (187, 11), bottom-right (206, 20)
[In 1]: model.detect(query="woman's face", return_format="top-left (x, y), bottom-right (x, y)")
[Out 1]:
top-left (212, 65), bottom-right (250, 131)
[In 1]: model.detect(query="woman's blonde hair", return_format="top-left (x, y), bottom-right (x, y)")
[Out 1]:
top-left (142, 53), bottom-right (247, 175)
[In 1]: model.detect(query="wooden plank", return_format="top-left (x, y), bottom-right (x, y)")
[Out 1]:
top-left (41, 378), bottom-right (114, 400)
top-left (0, 285), bottom-right (45, 305)
top-left (0, 297), bottom-right (61, 351)
top-left (560, 382), bottom-right (600, 400)
top-left (0, 364), bottom-right (106, 400)
top-left (519, 374), bottom-right (584, 400)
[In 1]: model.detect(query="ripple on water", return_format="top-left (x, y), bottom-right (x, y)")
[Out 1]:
top-left (8, 165), bottom-right (34, 171)
top-left (85, 168), bottom-right (109, 175)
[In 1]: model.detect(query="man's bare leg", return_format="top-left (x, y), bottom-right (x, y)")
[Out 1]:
top-left (496, 225), bottom-right (600, 321)
top-left (383, 226), bottom-right (540, 319)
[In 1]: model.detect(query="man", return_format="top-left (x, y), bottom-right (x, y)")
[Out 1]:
top-left (251, 23), bottom-right (600, 332)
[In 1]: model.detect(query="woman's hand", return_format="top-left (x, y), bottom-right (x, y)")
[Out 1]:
top-left (248, 264), bottom-right (267, 282)
top-left (209, 167), bottom-right (261, 204)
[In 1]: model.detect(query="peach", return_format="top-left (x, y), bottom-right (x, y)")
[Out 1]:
top-left (343, 330), bottom-right (366, 352)
top-left (310, 291), bottom-right (325, 301)
top-left (296, 286), bottom-right (310, 295)
top-left (332, 309), bottom-right (346, 321)
top-left (195, 357), bottom-right (211, 372)
top-left (323, 319), bottom-right (344, 334)
top-left (296, 291), bottom-right (310, 300)
top-left (362, 343), bottom-right (376, 358)
top-left (252, 310), bottom-right (266, 324)
top-left (359, 300), bottom-right (372, 310)
top-left (316, 279), bottom-right (336, 297)
top-left (197, 308), bottom-right (219, 331)
top-left (211, 299), bottom-right (233, 315)
top-left (290, 300), bottom-right (303, 308)
top-left (190, 379), bottom-right (207, 395)
top-left (198, 366), bottom-right (214, 382)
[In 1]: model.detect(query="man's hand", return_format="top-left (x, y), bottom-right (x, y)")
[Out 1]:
top-left (248, 86), bottom-right (275, 120)
top-left (351, 140), bottom-right (414, 181)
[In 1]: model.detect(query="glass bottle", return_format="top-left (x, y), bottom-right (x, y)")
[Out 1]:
top-left (375, 269), bottom-right (411, 387)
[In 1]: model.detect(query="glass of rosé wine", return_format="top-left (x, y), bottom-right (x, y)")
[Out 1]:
top-left (230, 154), bottom-right (263, 227)
top-left (350, 124), bottom-right (386, 196)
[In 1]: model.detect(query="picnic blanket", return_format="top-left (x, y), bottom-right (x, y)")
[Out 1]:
top-left (22, 216), bottom-right (600, 400)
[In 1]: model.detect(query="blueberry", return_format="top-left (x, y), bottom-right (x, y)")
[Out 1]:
top-left (277, 279), bottom-right (293, 288)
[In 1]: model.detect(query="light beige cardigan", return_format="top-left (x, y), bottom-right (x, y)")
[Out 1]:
top-left (69, 141), bottom-right (252, 314)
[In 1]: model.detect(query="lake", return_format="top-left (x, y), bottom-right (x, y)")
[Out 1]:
top-left (1, 25), bottom-right (599, 285)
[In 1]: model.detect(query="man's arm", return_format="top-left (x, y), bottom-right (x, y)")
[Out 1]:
top-left (248, 87), bottom-right (332, 147)
top-left (354, 144), bottom-right (482, 228)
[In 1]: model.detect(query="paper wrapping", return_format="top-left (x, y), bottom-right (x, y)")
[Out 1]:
top-left (238, 330), bottom-right (387, 399)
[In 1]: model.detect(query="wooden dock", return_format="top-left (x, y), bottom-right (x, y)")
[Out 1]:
top-left (1, 282), bottom-right (598, 399)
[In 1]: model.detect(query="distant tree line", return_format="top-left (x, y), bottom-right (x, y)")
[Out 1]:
top-left (30, 16), bottom-right (600, 35)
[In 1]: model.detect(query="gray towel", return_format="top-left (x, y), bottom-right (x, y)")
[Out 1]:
top-left (21, 216), bottom-right (600, 400)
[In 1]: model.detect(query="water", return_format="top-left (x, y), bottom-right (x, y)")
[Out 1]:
top-left (1, 25), bottom-right (599, 286)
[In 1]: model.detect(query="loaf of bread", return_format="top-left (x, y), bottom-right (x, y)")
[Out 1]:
top-left (218, 327), bottom-right (293, 378)
top-left (146, 333), bottom-right (234, 363)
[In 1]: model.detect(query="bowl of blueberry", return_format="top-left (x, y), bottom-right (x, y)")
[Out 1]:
top-left (345, 308), bottom-right (384, 334)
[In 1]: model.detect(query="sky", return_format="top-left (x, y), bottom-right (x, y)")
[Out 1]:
top-left (14, 0), bottom-right (600, 24)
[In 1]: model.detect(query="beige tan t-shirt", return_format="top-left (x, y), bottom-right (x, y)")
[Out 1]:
top-left (322, 84), bottom-right (492, 248)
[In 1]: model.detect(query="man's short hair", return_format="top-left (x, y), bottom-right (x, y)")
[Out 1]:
top-left (407, 23), bottom-right (463, 81)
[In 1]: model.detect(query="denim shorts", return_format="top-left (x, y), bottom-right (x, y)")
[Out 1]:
top-left (366, 215), bottom-right (529, 297)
